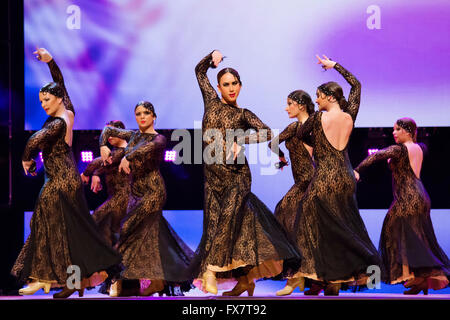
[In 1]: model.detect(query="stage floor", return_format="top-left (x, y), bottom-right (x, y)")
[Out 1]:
top-left (2, 285), bottom-right (450, 300)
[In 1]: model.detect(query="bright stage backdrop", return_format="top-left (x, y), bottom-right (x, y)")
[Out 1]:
top-left (24, 0), bottom-right (450, 211)
top-left (25, 0), bottom-right (450, 130)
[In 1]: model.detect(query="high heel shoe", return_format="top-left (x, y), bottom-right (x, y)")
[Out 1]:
top-left (53, 286), bottom-right (84, 299)
top-left (403, 278), bottom-right (428, 295)
top-left (141, 279), bottom-right (164, 296)
top-left (222, 280), bottom-right (255, 297)
top-left (276, 277), bottom-right (305, 296)
top-left (324, 283), bottom-right (340, 296)
top-left (109, 280), bottom-right (122, 297)
top-left (304, 282), bottom-right (324, 296)
top-left (19, 281), bottom-right (52, 295)
top-left (202, 271), bottom-right (218, 295)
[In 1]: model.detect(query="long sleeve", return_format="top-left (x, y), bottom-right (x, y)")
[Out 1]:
top-left (355, 145), bottom-right (402, 174)
top-left (296, 112), bottom-right (315, 143)
top-left (99, 126), bottom-right (134, 147)
top-left (82, 157), bottom-right (103, 177)
top-left (47, 59), bottom-right (75, 115)
top-left (239, 109), bottom-right (272, 144)
top-left (126, 134), bottom-right (166, 162)
top-left (268, 122), bottom-right (298, 158)
top-left (195, 52), bottom-right (219, 107)
top-left (22, 118), bottom-right (65, 161)
top-left (334, 63), bottom-right (361, 122)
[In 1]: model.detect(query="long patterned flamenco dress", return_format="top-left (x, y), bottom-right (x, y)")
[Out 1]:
top-left (190, 52), bottom-right (301, 292)
top-left (355, 143), bottom-right (450, 290)
top-left (100, 127), bottom-right (194, 294)
top-left (294, 63), bottom-right (380, 287)
top-left (11, 59), bottom-right (121, 290)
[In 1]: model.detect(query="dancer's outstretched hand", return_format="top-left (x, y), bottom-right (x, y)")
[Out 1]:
top-left (316, 54), bottom-right (336, 70)
top-left (33, 47), bottom-right (53, 63)
top-left (211, 50), bottom-right (224, 68)
top-left (119, 156), bottom-right (131, 174)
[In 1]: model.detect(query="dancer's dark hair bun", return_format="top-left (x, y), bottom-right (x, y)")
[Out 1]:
top-left (288, 90), bottom-right (315, 115)
top-left (40, 82), bottom-right (64, 98)
top-left (217, 68), bottom-right (242, 85)
top-left (318, 81), bottom-right (348, 112)
top-left (135, 101), bottom-right (156, 118)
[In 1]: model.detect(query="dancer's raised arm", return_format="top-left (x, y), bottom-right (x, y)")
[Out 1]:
top-left (195, 50), bottom-right (223, 107)
top-left (34, 47), bottom-right (75, 116)
top-left (316, 55), bottom-right (361, 122)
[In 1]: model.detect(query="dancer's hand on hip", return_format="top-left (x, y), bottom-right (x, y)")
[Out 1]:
top-left (22, 160), bottom-right (37, 176)
top-left (119, 157), bottom-right (131, 174)
top-left (80, 173), bottom-right (89, 184)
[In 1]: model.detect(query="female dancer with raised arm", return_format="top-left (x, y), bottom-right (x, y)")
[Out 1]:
top-left (267, 91), bottom-right (315, 296)
top-left (81, 120), bottom-right (129, 247)
top-left (12, 48), bottom-right (121, 298)
top-left (191, 50), bottom-right (301, 296)
top-left (100, 101), bottom-right (193, 297)
top-left (354, 118), bottom-right (450, 294)
top-left (293, 55), bottom-right (380, 296)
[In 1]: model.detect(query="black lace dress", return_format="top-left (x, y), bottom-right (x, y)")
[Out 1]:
top-left (355, 143), bottom-right (450, 288)
top-left (190, 52), bottom-right (301, 290)
top-left (82, 147), bottom-right (129, 247)
top-left (294, 63), bottom-right (380, 284)
top-left (11, 60), bottom-right (121, 288)
top-left (99, 127), bottom-right (194, 292)
top-left (269, 121), bottom-right (315, 235)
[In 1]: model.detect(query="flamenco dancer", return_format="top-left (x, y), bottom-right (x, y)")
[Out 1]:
top-left (354, 118), bottom-right (450, 294)
top-left (293, 55), bottom-right (380, 296)
top-left (190, 50), bottom-right (301, 296)
top-left (12, 48), bottom-right (121, 298)
top-left (81, 120), bottom-right (129, 247)
top-left (268, 90), bottom-right (315, 296)
top-left (100, 101), bottom-right (194, 297)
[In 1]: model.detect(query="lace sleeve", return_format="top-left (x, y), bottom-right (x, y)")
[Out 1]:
top-left (239, 109), bottom-right (272, 144)
top-left (195, 52), bottom-right (219, 107)
top-left (354, 145), bottom-right (402, 174)
top-left (268, 122), bottom-right (298, 158)
top-left (296, 112), bottom-right (316, 143)
top-left (99, 126), bottom-right (134, 147)
top-left (125, 134), bottom-right (166, 162)
top-left (82, 157), bottom-right (103, 177)
top-left (22, 118), bottom-right (65, 161)
top-left (334, 63), bottom-right (361, 122)
top-left (47, 59), bottom-right (75, 115)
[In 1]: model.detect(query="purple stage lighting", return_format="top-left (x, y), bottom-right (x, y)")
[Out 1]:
top-left (368, 148), bottom-right (379, 156)
top-left (39, 152), bottom-right (43, 162)
top-left (164, 150), bottom-right (176, 162)
top-left (81, 151), bottom-right (94, 163)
